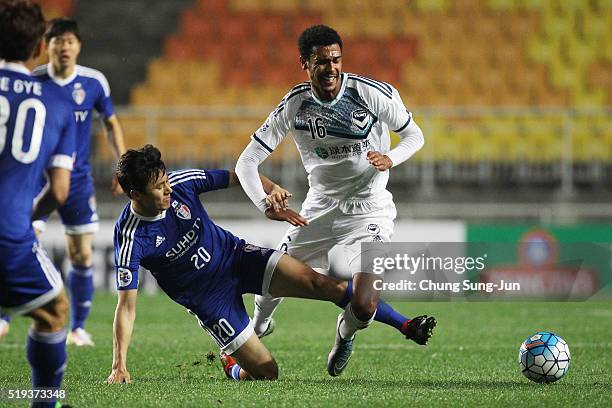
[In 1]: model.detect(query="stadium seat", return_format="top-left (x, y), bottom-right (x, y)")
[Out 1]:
top-left (128, 0), bottom-right (610, 169)
top-left (181, 9), bottom-right (212, 38)
top-left (486, 0), bottom-right (516, 13)
top-left (303, 0), bottom-right (330, 11)
top-left (413, 0), bottom-right (449, 13)
top-left (229, 0), bottom-right (262, 12)
top-left (36, 0), bottom-right (74, 16)
top-left (361, 14), bottom-right (395, 39)
top-left (527, 35), bottom-right (558, 65)
top-left (196, 0), bottom-right (228, 15)
top-left (262, 0), bottom-right (302, 12)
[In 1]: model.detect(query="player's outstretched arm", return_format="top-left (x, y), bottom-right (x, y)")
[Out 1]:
top-left (103, 114), bottom-right (127, 197)
top-left (230, 169), bottom-right (307, 226)
top-left (31, 167), bottom-right (71, 220)
top-left (229, 170), bottom-right (294, 211)
top-left (107, 289), bottom-right (137, 384)
top-left (235, 141), bottom-right (273, 212)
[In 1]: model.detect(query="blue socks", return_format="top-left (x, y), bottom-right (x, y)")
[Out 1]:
top-left (336, 280), bottom-right (409, 332)
top-left (67, 265), bottom-right (94, 331)
top-left (374, 298), bottom-right (408, 331)
top-left (229, 364), bottom-right (241, 381)
top-left (26, 328), bottom-right (67, 407)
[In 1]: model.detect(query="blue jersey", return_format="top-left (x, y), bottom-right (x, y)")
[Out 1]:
top-left (113, 169), bottom-right (245, 307)
top-left (0, 63), bottom-right (76, 244)
top-left (32, 64), bottom-right (114, 178)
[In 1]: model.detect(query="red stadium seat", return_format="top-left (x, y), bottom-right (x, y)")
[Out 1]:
top-left (196, 0), bottom-right (228, 16)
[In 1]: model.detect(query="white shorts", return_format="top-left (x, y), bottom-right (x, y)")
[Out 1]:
top-left (278, 190), bottom-right (396, 275)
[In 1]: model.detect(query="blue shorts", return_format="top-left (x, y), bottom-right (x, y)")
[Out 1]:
top-left (188, 244), bottom-right (283, 354)
top-left (0, 240), bottom-right (64, 316)
top-left (33, 173), bottom-right (99, 235)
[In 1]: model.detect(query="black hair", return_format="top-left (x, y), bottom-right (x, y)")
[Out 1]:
top-left (116, 145), bottom-right (166, 198)
top-left (44, 17), bottom-right (80, 43)
top-left (0, 0), bottom-right (45, 61)
top-left (298, 24), bottom-right (343, 60)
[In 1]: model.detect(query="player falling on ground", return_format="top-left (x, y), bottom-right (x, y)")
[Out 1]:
top-left (0, 1), bottom-right (76, 406)
top-left (236, 24), bottom-right (436, 376)
top-left (22, 17), bottom-right (126, 347)
top-left (106, 145), bottom-right (395, 383)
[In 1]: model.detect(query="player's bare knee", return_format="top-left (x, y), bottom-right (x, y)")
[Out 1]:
top-left (69, 251), bottom-right (92, 268)
top-left (250, 358), bottom-right (278, 380)
top-left (46, 313), bottom-right (66, 332)
top-left (31, 312), bottom-right (51, 332)
top-left (334, 280), bottom-right (348, 299)
top-left (66, 236), bottom-right (93, 267)
top-left (47, 295), bottom-right (68, 331)
top-left (54, 294), bottom-right (69, 318)
top-left (31, 304), bottom-right (66, 332)
top-left (352, 298), bottom-right (377, 321)
top-left (262, 359), bottom-right (279, 380)
top-left (310, 271), bottom-right (329, 292)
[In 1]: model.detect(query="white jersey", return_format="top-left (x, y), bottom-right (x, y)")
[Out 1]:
top-left (252, 73), bottom-right (412, 201)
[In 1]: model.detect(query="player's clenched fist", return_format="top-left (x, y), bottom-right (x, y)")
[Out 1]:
top-left (106, 368), bottom-right (131, 384)
top-left (266, 184), bottom-right (293, 212)
top-left (367, 151), bottom-right (393, 171)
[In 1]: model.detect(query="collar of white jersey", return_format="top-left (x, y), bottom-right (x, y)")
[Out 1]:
top-left (47, 63), bottom-right (78, 86)
top-left (311, 72), bottom-right (347, 107)
top-left (1, 62), bottom-right (30, 75)
top-left (130, 204), bottom-right (166, 222)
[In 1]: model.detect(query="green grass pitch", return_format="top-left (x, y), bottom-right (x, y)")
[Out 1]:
top-left (1, 294), bottom-right (610, 407)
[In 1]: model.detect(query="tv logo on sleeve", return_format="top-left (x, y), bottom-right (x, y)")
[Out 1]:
top-left (117, 268), bottom-right (132, 287)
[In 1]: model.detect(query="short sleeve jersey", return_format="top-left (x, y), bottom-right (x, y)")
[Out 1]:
top-left (33, 64), bottom-right (114, 178)
top-left (0, 63), bottom-right (75, 243)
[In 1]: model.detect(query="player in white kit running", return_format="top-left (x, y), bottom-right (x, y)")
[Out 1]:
top-left (236, 25), bottom-right (436, 376)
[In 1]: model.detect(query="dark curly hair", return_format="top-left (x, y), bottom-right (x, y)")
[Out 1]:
top-left (298, 25), bottom-right (343, 60)
top-left (116, 145), bottom-right (166, 198)
top-left (0, 0), bottom-right (45, 61)
top-left (44, 17), bottom-right (81, 43)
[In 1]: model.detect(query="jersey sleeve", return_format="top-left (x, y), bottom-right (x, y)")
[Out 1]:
top-left (375, 84), bottom-right (413, 133)
top-left (93, 73), bottom-right (115, 119)
top-left (168, 169), bottom-right (229, 195)
top-left (114, 217), bottom-right (143, 291)
top-left (48, 107), bottom-right (76, 170)
top-left (250, 92), bottom-right (294, 155)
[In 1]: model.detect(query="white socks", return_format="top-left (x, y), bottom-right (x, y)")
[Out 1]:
top-left (339, 303), bottom-right (376, 340)
top-left (253, 295), bottom-right (283, 336)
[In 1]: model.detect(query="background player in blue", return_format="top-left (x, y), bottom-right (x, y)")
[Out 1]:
top-left (27, 17), bottom-right (127, 347)
top-left (106, 145), bottom-right (422, 383)
top-left (0, 1), bottom-right (76, 406)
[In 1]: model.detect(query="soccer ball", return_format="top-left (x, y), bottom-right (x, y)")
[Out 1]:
top-left (518, 331), bottom-right (570, 383)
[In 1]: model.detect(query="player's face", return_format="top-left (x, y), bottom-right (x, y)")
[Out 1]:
top-left (47, 32), bottom-right (81, 71)
top-left (135, 171), bottom-right (172, 216)
top-left (301, 43), bottom-right (343, 101)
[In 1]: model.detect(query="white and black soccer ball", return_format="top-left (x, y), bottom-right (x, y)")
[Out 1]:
top-left (519, 331), bottom-right (570, 383)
